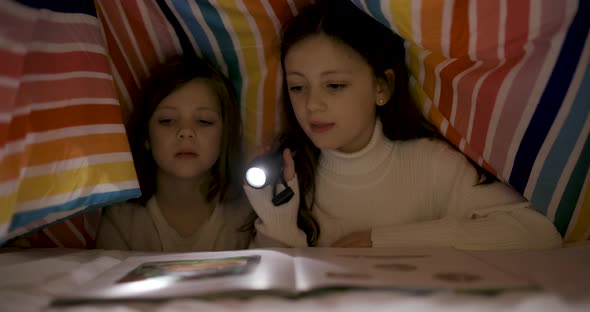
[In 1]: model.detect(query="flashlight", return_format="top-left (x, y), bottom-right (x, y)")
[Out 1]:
top-left (245, 151), bottom-right (284, 189)
top-left (245, 149), bottom-right (295, 206)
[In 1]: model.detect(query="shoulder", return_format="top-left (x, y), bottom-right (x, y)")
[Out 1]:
top-left (219, 195), bottom-right (254, 222)
top-left (102, 200), bottom-right (151, 226)
top-left (395, 137), bottom-right (451, 152)
top-left (392, 138), bottom-right (478, 180)
top-left (98, 198), bottom-right (162, 251)
top-left (393, 138), bottom-right (462, 163)
top-left (215, 196), bottom-right (253, 245)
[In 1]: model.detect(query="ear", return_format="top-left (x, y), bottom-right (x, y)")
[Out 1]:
top-left (375, 69), bottom-right (395, 106)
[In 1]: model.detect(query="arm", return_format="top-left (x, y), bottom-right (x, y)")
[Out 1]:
top-left (249, 231), bottom-right (291, 249)
top-left (95, 207), bottom-right (131, 251)
top-left (372, 142), bottom-right (562, 250)
top-left (371, 203), bottom-right (562, 250)
top-left (244, 176), bottom-right (308, 248)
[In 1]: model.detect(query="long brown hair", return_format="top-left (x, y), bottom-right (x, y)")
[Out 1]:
top-left (127, 55), bottom-right (244, 205)
top-left (277, 0), bottom-right (492, 246)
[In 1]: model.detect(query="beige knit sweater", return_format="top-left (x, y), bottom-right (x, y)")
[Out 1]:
top-left (245, 121), bottom-right (562, 250)
top-left (97, 196), bottom-right (252, 252)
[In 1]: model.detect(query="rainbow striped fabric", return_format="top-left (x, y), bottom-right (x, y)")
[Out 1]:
top-left (0, 0), bottom-right (140, 245)
top-left (354, 0), bottom-right (589, 242)
top-left (94, 0), bottom-right (299, 148)
top-left (6, 0), bottom-right (584, 246)
top-left (98, 0), bottom-right (588, 243)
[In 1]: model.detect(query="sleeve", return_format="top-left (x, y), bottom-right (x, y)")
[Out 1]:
top-left (244, 176), bottom-right (308, 247)
top-left (95, 206), bottom-right (131, 251)
top-left (371, 142), bottom-right (563, 250)
top-left (249, 231), bottom-right (291, 249)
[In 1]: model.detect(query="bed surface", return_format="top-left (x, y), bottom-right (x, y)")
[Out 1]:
top-left (0, 244), bottom-right (588, 312)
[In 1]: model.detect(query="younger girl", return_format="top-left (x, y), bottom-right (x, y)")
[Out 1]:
top-left (244, 1), bottom-right (562, 250)
top-left (97, 56), bottom-right (252, 252)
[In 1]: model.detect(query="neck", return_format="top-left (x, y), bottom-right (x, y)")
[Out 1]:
top-left (155, 170), bottom-right (212, 213)
top-left (320, 120), bottom-right (391, 175)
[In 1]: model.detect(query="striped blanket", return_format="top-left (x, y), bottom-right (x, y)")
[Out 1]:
top-left (0, 0), bottom-right (140, 246)
top-left (98, 0), bottom-right (589, 243)
top-left (358, 0), bottom-right (590, 242)
top-left (0, 0), bottom-right (587, 246)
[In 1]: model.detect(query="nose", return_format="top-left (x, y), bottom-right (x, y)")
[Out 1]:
top-left (306, 89), bottom-right (326, 112)
top-left (177, 126), bottom-right (195, 140)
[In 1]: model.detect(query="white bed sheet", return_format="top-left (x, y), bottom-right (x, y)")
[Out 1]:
top-left (0, 244), bottom-right (589, 312)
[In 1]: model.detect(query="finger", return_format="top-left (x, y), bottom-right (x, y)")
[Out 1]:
top-left (343, 241), bottom-right (366, 248)
top-left (348, 240), bottom-right (370, 248)
top-left (248, 145), bottom-right (269, 163)
top-left (283, 148), bottom-right (295, 182)
top-left (331, 240), bottom-right (344, 247)
top-left (334, 240), bottom-right (355, 248)
top-left (248, 146), bottom-right (263, 163)
top-left (256, 146), bottom-right (269, 157)
top-left (331, 237), bottom-right (350, 248)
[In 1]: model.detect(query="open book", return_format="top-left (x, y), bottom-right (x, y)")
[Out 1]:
top-left (53, 247), bottom-right (536, 303)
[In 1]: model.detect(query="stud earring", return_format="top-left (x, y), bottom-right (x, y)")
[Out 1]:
top-left (377, 99), bottom-right (385, 106)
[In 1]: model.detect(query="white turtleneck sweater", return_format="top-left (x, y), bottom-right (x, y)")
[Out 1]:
top-left (244, 121), bottom-right (562, 250)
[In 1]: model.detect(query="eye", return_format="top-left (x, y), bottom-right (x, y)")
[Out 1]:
top-left (198, 119), bottom-right (214, 126)
top-left (288, 85), bottom-right (303, 93)
top-left (327, 83), bottom-right (347, 90)
top-left (158, 118), bottom-right (175, 125)
top-left (195, 114), bottom-right (218, 126)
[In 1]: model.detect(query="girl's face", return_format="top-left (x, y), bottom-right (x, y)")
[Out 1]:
top-left (285, 34), bottom-right (387, 153)
top-left (148, 79), bottom-right (222, 181)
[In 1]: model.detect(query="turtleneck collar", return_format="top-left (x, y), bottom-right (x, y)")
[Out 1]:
top-left (319, 119), bottom-right (393, 175)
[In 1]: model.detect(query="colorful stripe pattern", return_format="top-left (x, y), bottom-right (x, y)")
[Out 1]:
top-left (0, 0), bottom-right (140, 245)
top-left (95, 0), bottom-right (303, 151)
top-left (356, 0), bottom-right (590, 242)
top-left (98, 0), bottom-right (588, 242)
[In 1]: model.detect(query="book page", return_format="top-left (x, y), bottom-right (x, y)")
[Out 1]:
top-left (54, 249), bottom-right (296, 302)
top-left (292, 247), bottom-right (535, 293)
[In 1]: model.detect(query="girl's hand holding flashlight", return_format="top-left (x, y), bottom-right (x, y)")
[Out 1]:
top-left (282, 148), bottom-right (295, 183)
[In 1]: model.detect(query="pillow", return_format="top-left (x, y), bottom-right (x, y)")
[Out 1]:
top-left (97, 0), bottom-right (589, 243)
top-left (0, 0), bottom-right (140, 245)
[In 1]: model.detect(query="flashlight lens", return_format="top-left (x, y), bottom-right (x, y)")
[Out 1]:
top-left (246, 167), bottom-right (267, 188)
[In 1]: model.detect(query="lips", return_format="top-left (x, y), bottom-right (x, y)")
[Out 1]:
top-left (310, 122), bottom-right (334, 133)
top-left (175, 149), bottom-right (198, 158)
